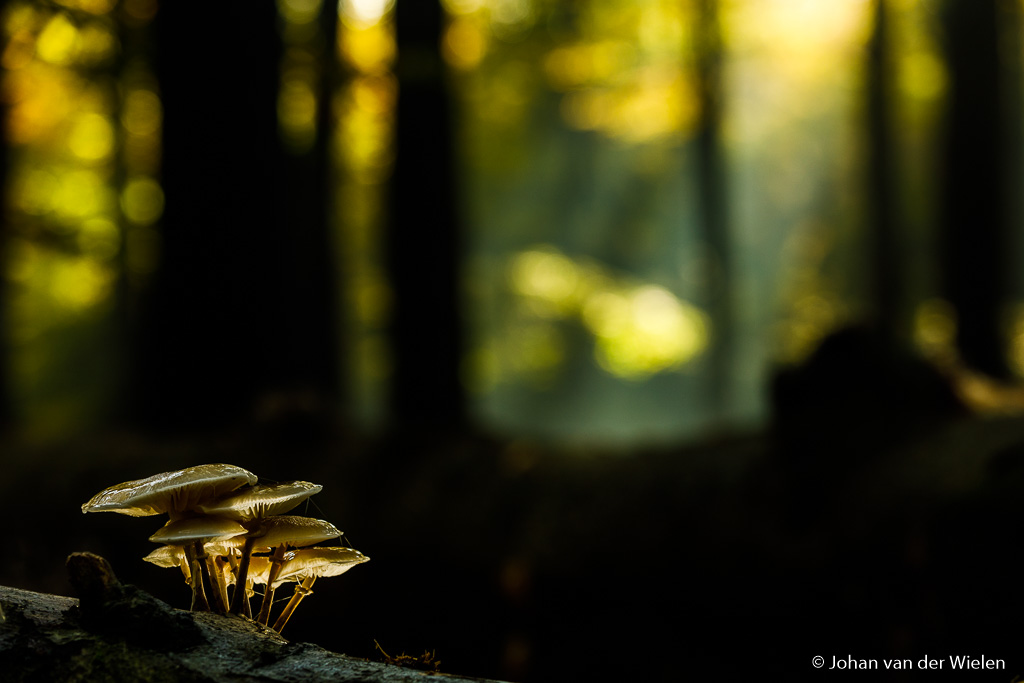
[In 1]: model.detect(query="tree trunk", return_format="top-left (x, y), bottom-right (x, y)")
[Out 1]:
top-left (939, 0), bottom-right (1010, 376)
top-left (130, 2), bottom-right (339, 431)
top-left (866, 0), bottom-right (902, 346)
top-left (694, 0), bottom-right (731, 420)
top-left (386, 1), bottom-right (466, 431)
top-left (0, 93), bottom-right (12, 431)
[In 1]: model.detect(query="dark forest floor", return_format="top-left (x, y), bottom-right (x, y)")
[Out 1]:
top-left (0, 552), bottom-right (504, 682)
top-left (2, 404), bottom-right (1024, 682)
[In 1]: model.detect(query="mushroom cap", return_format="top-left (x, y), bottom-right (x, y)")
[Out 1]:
top-left (142, 545), bottom-right (186, 569)
top-left (250, 516), bottom-right (342, 551)
top-left (149, 516), bottom-right (248, 545)
top-left (205, 539), bottom-right (245, 557)
top-left (196, 481), bottom-right (322, 521)
top-left (143, 541), bottom-right (241, 568)
top-left (276, 547), bottom-right (369, 585)
top-left (82, 464), bottom-right (258, 517)
top-left (142, 546), bottom-right (193, 583)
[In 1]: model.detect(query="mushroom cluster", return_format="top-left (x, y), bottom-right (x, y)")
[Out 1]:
top-left (81, 463), bottom-right (368, 633)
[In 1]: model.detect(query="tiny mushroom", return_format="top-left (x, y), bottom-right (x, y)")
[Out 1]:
top-left (271, 547), bottom-right (369, 633)
top-left (196, 481), bottom-right (323, 616)
top-left (143, 540), bottom-right (243, 587)
top-left (142, 545), bottom-right (193, 585)
top-left (246, 516), bottom-right (343, 626)
top-left (149, 516), bottom-right (248, 613)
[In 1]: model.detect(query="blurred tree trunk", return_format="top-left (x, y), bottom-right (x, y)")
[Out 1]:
top-left (866, 0), bottom-right (902, 346)
top-left (939, 0), bottom-right (1011, 377)
top-left (386, 0), bottom-right (465, 431)
top-left (694, 0), bottom-right (731, 420)
top-left (130, 1), bottom-right (338, 432)
top-left (0, 96), bottom-right (11, 431)
top-left (275, 1), bottom-right (343, 414)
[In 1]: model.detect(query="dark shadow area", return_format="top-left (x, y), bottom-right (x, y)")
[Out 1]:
top-left (4, 357), bottom-right (1024, 681)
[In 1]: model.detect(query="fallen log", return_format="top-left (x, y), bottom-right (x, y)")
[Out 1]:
top-left (0, 552), bottom-right (502, 683)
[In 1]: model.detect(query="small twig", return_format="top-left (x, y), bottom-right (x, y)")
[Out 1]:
top-left (374, 640), bottom-right (441, 672)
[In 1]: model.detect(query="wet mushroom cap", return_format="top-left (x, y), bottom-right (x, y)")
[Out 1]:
top-left (82, 464), bottom-right (258, 517)
top-left (196, 481), bottom-right (322, 521)
top-left (149, 516), bottom-right (249, 545)
top-left (143, 546), bottom-right (193, 583)
top-left (143, 545), bottom-right (187, 569)
top-left (277, 547), bottom-right (369, 584)
top-left (143, 540), bottom-right (242, 568)
top-left (250, 516), bottom-right (343, 551)
top-left (204, 539), bottom-right (246, 557)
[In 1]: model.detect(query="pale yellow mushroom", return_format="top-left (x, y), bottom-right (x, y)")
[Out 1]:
top-left (271, 547), bottom-right (369, 633)
top-left (249, 516), bottom-right (342, 553)
top-left (142, 545), bottom-right (192, 585)
top-left (143, 540), bottom-right (244, 593)
top-left (197, 482), bottom-right (323, 616)
top-left (238, 555), bottom-right (278, 586)
top-left (82, 464), bottom-right (257, 520)
top-left (243, 516), bottom-right (342, 625)
top-left (81, 466), bottom-right (363, 631)
top-left (149, 516), bottom-right (248, 613)
top-left (197, 481), bottom-right (322, 521)
top-left (82, 464), bottom-right (255, 612)
top-left (222, 555), bottom-right (275, 619)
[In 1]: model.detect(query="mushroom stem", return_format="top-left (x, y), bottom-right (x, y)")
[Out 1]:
top-left (194, 540), bottom-right (223, 613)
top-left (272, 575), bottom-right (316, 633)
top-left (243, 579), bottom-right (254, 618)
top-left (211, 555), bottom-right (231, 614)
top-left (257, 545), bottom-right (287, 626)
top-left (225, 549), bottom-right (250, 618)
top-left (230, 536), bottom-right (255, 615)
top-left (183, 543), bottom-right (210, 612)
top-left (256, 587), bottom-right (276, 627)
top-left (178, 556), bottom-right (192, 586)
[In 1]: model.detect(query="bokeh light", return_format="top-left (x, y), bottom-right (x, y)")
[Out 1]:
top-left (341, 0), bottom-right (395, 30)
top-left (585, 285), bottom-right (709, 378)
top-left (502, 246), bottom-right (710, 382)
top-left (333, 0), bottom-right (396, 425)
top-left (67, 112), bottom-right (114, 161)
top-left (0, 0), bottom-right (157, 437)
top-left (121, 176), bottom-right (164, 226)
top-left (914, 298), bottom-right (957, 361)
